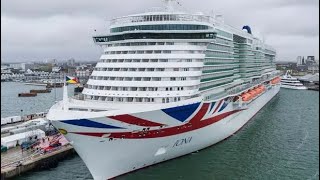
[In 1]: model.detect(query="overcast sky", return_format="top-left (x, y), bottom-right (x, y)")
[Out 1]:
top-left (1, 0), bottom-right (319, 63)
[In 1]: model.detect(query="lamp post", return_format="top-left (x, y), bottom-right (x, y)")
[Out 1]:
top-left (20, 109), bottom-right (23, 121)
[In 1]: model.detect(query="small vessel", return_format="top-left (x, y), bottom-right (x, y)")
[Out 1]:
top-left (281, 71), bottom-right (307, 90)
top-left (18, 93), bottom-right (37, 97)
top-left (24, 82), bottom-right (47, 86)
top-left (46, 83), bottom-right (64, 88)
top-left (30, 89), bottom-right (51, 93)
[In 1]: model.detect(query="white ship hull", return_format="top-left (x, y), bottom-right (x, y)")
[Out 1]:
top-left (280, 84), bottom-right (307, 90)
top-left (49, 84), bottom-right (280, 180)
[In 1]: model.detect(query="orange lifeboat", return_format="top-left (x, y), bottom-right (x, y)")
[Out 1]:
top-left (247, 90), bottom-right (257, 98)
top-left (271, 77), bottom-right (281, 84)
top-left (260, 86), bottom-right (265, 92)
top-left (253, 88), bottom-right (260, 95)
top-left (259, 85), bottom-right (265, 91)
top-left (271, 79), bottom-right (276, 85)
top-left (241, 93), bottom-right (252, 102)
top-left (255, 87), bottom-right (263, 94)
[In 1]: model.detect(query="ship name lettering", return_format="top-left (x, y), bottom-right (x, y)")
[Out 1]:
top-left (173, 137), bottom-right (192, 147)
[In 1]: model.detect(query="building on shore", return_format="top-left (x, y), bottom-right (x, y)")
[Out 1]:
top-left (276, 56), bottom-right (319, 75)
top-left (298, 73), bottom-right (319, 87)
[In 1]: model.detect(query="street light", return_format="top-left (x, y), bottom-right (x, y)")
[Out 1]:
top-left (20, 109), bottom-right (23, 121)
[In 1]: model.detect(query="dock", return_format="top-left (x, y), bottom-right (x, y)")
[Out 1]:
top-left (1, 129), bottom-right (75, 179)
top-left (1, 145), bottom-right (75, 179)
top-left (307, 86), bottom-right (319, 91)
top-left (1, 113), bottom-right (76, 179)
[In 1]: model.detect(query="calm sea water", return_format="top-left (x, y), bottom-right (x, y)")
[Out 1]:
top-left (2, 82), bottom-right (319, 180)
top-left (1, 82), bottom-right (74, 118)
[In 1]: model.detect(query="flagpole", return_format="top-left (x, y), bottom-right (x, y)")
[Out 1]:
top-left (63, 73), bottom-right (68, 111)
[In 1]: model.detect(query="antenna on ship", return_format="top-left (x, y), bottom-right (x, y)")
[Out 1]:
top-left (164, 0), bottom-right (182, 11)
top-left (164, 0), bottom-right (174, 11)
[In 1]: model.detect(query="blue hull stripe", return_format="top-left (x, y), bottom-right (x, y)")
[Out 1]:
top-left (218, 102), bottom-right (228, 112)
top-left (209, 102), bottom-right (216, 113)
top-left (61, 119), bottom-right (124, 129)
top-left (162, 102), bottom-right (201, 122)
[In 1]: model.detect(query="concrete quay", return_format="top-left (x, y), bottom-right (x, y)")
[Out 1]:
top-left (1, 145), bottom-right (75, 180)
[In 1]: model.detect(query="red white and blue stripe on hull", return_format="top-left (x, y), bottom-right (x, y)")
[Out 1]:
top-left (51, 85), bottom-right (280, 180)
top-left (59, 97), bottom-right (239, 138)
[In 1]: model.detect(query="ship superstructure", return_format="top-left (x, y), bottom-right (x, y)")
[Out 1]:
top-left (47, 1), bottom-right (281, 179)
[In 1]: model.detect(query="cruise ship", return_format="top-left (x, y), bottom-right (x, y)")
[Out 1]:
top-left (280, 71), bottom-right (307, 90)
top-left (47, 1), bottom-right (281, 179)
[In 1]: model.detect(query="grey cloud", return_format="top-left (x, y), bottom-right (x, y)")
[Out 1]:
top-left (1, 0), bottom-right (160, 19)
top-left (1, 0), bottom-right (319, 62)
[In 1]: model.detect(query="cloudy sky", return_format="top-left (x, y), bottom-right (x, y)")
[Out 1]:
top-left (1, 0), bottom-right (319, 63)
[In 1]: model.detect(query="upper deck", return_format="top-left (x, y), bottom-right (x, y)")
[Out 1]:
top-left (110, 12), bottom-right (214, 27)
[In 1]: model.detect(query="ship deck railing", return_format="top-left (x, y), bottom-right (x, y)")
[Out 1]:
top-left (110, 13), bottom-right (213, 26)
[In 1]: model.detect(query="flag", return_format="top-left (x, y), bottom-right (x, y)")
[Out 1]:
top-left (66, 76), bottom-right (79, 84)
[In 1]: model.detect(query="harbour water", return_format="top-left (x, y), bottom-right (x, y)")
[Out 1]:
top-left (1, 82), bottom-right (74, 117)
top-left (1, 82), bottom-right (319, 180)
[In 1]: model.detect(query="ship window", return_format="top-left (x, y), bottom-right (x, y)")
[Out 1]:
top-left (148, 42), bottom-right (156, 45)
top-left (69, 108), bottom-right (88, 111)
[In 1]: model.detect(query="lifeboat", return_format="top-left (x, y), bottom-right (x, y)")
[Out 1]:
top-left (271, 77), bottom-right (281, 85)
top-left (257, 85), bottom-right (263, 92)
top-left (255, 87), bottom-right (262, 94)
top-left (247, 90), bottom-right (257, 98)
top-left (271, 79), bottom-right (275, 84)
top-left (241, 92), bottom-right (252, 102)
top-left (259, 86), bottom-right (265, 93)
top-left (252, 88), bottom-right (260, 95)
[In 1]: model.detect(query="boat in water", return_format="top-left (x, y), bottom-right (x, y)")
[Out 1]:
top-left (280, 71), bottom-right (307, 90)
top-left (47, 1), bottom-right (281, 179)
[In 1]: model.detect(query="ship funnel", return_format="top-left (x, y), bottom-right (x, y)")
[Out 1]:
top-left (242, 25), bottom-right (252, 34)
